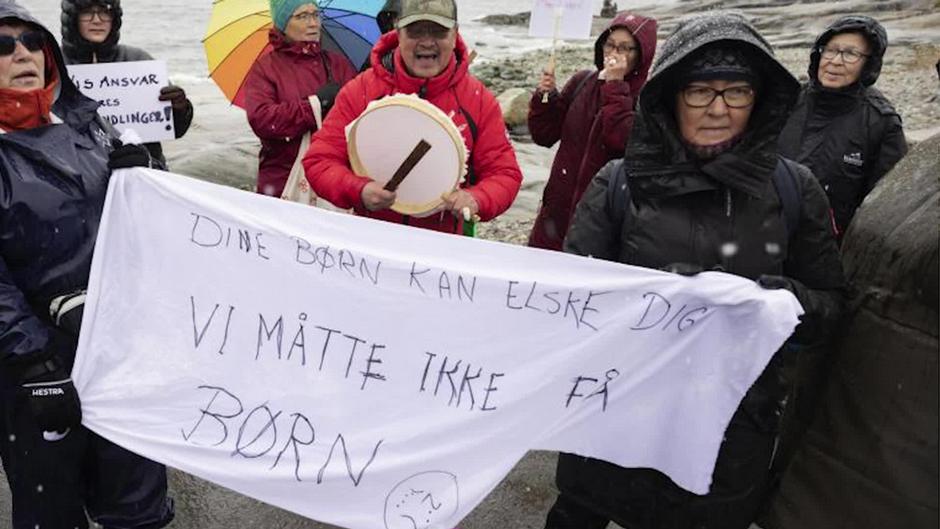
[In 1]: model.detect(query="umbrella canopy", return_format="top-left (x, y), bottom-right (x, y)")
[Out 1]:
top-left (204, 0), bottom-right (384, 108)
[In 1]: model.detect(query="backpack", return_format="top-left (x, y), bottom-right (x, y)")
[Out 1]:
top-left (606, 156), bottom-right (803, 239)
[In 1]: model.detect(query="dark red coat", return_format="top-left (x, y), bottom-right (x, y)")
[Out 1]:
top-left (303, 31), bottom-right (522, 234)
top-left (244, 30), bottom-right (357, 197)
top-left (527, 13), bottom-right (657, 250)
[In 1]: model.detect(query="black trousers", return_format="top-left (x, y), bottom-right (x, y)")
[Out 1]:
top-left (0, 385), bottom-right (174, 529)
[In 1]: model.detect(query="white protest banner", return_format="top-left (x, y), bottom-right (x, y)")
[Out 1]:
top-left (67, 60), bottom-right (174, 143)
top-left (72, 169), bottom-right (802, 529)
top-left (528, 0), bottom-right (594, 40)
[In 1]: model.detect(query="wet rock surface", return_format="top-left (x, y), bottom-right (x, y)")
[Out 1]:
top-left (764, 134), bottom-right (939, 529)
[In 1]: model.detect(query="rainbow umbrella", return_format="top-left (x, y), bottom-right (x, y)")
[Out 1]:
top-left (204, 0), bottom-right (384, 108)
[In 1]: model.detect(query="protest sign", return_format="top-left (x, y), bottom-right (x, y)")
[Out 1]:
top-left (67, 60), bottom-right (174, 143)
top-left (528, 0), bottom-right (594, 40)
top-left (72, 168), bottom-right (802, 529)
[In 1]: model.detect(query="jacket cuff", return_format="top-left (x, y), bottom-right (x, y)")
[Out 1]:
top-left (465, 187), bottom-right (491, 221)
top-left (345, 175), bottom-right (373, 209)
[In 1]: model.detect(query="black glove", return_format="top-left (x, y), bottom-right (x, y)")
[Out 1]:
top-left (158, 85), bottom-right (189, 111)
top-left (108, 139), bottom-right (153, 170)
top-left (19, 358), bottom-right (82, 433)
top-left (757, 274), bottom-right (795, 292)
top-left (661, 262), bottom-right (704, 276)
top-left (315, 82), bottom-right (341, 117)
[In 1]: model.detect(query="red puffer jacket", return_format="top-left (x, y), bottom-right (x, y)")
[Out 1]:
top-left (303, 31), bottom-right (522, 234)
top-left (244, 30), bottom-right (357, 197)
top-left (527, 13), bottom-right (657, 250)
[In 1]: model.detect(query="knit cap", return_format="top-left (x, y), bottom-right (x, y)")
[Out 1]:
top-left (678, 45), bottom-right (757, 85)
top-left (269, 0), bottom-right (318, 32)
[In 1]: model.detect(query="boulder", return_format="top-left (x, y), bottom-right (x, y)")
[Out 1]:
top-left (765, 134), bottom-right (939, 529)
top-left (497, 88), bottom-right (531, 130)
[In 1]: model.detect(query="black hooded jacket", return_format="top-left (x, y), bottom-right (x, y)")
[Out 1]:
top-left (0, 1), bottom-right (116, 381)
top-left (60, 0), bottom-right (194, 165)
top-left (557, 14), bottom-right (845, 528)
top-left (377, 0), bottom-right (400, 34)
top-left (777, 16), bottom-right (907, 239)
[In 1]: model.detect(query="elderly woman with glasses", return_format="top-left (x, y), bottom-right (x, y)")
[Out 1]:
top-left (243, 0), bottom-right (357, 198)
top-left (527, 13), bottom-right (657, 251)
top-left (778, 16), bottom-right (907, 242)
top-left (60, 0), bottom-right (194, 168)
top-left (547, 13), bottom-right (845, 529)
top-left (0, 1), bottom-right (174, 527)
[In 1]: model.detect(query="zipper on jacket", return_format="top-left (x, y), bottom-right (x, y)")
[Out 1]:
top-left (724, 187), bottom-right (736, 272)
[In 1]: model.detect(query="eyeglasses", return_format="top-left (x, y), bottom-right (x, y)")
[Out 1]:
top-left (403, 22), bottom-right (451, 40)
top-left (602, 41), bottom-right (638, 55)
top-left (291, 11), bottom-right (321, 23)
top-left (818, 46), bottom-right (869, 64)
top-left (681, 85), bottom-right (755, 108)
top-left (78, 7), bottom-right (114, 22)
top-left (0, 31), bottom-right (44, 57)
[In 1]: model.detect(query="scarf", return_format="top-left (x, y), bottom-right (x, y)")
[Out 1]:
top-left (0, 52), bottom-right (59, 132)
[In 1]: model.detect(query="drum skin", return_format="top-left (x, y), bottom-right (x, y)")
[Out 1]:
top-left (347, 94), bottom-right (467, 216)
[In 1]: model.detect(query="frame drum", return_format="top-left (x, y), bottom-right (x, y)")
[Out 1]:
top-left (347, 94), bottom-right (468, 216)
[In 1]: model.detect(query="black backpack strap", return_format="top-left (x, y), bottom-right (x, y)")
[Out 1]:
top-left (457, 105), bottom-right (479, 185)
top-left (568, 69), bottom-right (595, 105)
top-left (321, 51), bottom-right (334, 84)
top-left (605, 159), bottom-right (630, 229)
top-left (772, 156), bottom-right (803, 239)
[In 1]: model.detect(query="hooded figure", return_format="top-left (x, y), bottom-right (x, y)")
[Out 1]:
top-left (549, 14), bottom-right (846, 529)
top-left (243, 0), bottom-right (357, 197)
top-left (60, 0), bottom-right (195, 167)
top-left (777, 16), bottom-right (907, 241)
top-left (377, 0), bottom-right (401, 34)
top-left (527, 13), bottom-right (657, 251)
top-left (0, 1), bottom-right (174, 527)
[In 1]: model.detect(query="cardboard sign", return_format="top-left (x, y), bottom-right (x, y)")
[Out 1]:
top-left (72, 168), bottom-right (802, 528)
top-left (528, 0), bottom-right (594, 40)
top-left (67, 60), bottom-right (174, 143)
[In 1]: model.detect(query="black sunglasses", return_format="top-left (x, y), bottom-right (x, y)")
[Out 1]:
top-left (0, 31), bottom-right (45, 57)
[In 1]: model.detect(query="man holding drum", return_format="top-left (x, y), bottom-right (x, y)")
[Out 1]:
top-left (303, 0), bottom-right (523, 234)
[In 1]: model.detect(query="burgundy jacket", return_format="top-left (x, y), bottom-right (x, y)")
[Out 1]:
top-left (527, 13), bottom-right (657, 250)
top-left (303, 31), bottom-right (523, 234)
top-left (244, 30), bottom-right (357, 197)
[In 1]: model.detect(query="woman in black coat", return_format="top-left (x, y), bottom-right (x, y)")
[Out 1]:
top-left (778, 16), bottom-right (907, 241)
top-left (546, 14), bottom-right (846, 529)
top-left (0, 2), bottom-right (173, 527)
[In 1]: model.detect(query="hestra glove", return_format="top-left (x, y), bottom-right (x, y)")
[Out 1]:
top-left (19, 358), bottom-right (82, 433)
